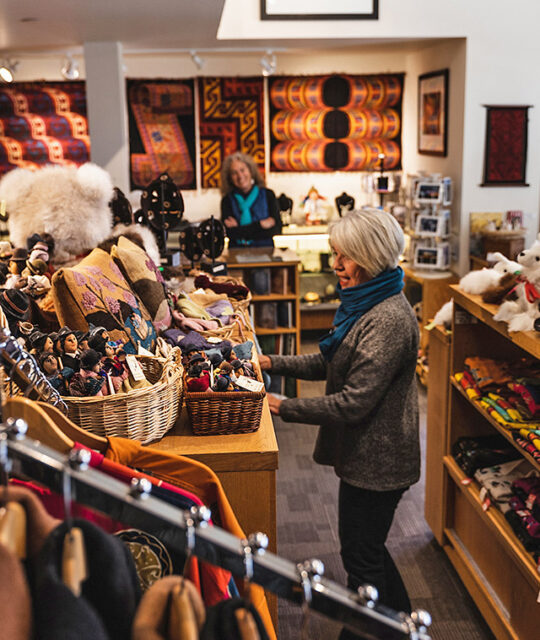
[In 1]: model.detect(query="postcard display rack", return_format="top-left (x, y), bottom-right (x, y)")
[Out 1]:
top-left (407, 175), bottom-right (452, 271)
top-left (428, 286), bottom-right (540, 640)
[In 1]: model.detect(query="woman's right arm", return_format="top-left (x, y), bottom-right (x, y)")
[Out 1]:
top-left (265, 352), bottom-right (327, 381)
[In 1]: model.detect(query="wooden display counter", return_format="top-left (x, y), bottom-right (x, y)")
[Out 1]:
top-left (151, 397), bottom-right (279, 624)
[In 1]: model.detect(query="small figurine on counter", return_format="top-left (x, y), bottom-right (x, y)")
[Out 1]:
top-left (38, 352), bottom-right (74, 395)
top-left (69, 349), bottom-right (106, 397)
top-left (301, 186), bottom-right (327, 225)
top-left (20, 258), bottom-right (51, 297)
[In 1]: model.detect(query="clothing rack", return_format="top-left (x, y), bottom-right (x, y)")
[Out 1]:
top-left (0, 423), bottom-right (432, 640)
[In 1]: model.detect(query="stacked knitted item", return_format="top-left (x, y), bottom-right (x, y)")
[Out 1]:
top-left (455, 357), bottom-right (540, 457)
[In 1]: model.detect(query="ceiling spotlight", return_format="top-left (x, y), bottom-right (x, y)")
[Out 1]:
top-left (0, 59), bottom-right (18, 83)
top-left (190, 50), bottom-right (205, 71)
top-left (260, 50), bottom-right (276, 77)
top-left (61, 54), bottom-right (79, 80)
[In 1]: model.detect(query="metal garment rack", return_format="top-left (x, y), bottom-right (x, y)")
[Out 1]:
top-left (0, 425), bottom-right (431, 640)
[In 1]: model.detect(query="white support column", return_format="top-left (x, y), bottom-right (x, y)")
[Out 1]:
top-left (83, 41), bottom-right (129, 192)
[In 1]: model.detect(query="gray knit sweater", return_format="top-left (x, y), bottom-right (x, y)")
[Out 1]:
top-left (269, 292), bottom-right (420, 491)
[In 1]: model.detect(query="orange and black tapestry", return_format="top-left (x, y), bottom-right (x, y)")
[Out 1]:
top-left (198, 77), bottom-right (265, 189)
top-left (0, 81), bottom-right (90, 177)
top-left (127, 79), bottom-right (196, 190)
top-left (269, 74), bottom-right (404, 172)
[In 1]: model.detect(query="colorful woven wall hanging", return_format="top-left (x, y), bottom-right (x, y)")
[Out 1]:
top-left (199, 76), bottom-right (265, 189)
top-left (269, 74), bottom-right (403, 172)
top-left (128, 79), bottom-right (196, 190)
top-left (0, 81), bottom-right (89, 177)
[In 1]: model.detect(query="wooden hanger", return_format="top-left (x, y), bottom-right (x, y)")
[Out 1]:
top-left (0, 501), bottom-right (26, 559)
top-left (3, 397), bottom-right (107, 454)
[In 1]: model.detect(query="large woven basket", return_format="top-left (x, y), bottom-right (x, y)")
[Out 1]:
top-left (185, 358), bottom-right (265, 435)
top-left (64, 348), bottom-right (183, 445)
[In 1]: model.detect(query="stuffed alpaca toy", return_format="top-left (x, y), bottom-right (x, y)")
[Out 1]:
top-left (493, 234), bottom-right (540, 332)
top-left (0, 163), bottom-right (114, 264)
top-left (459, 252), bottom-right (521, 295)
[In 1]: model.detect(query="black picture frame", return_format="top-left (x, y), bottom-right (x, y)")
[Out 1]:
top-left (260, 0), bottom-right (378, 21)
top-left (418, 69), bottom-right (449, 157)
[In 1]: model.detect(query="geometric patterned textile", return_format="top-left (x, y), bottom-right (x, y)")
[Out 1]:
top-left (0, 81), bottom-right (89, 177)
top-left (269, 74), bottom-right (403, 172)
top-left (198, 77), bottom-right (265, 189)
top-left (127, 79), bottom-right (196, 190)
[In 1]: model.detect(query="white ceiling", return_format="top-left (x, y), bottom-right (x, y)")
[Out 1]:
top-left (0, 0), bottom-right (436, 56)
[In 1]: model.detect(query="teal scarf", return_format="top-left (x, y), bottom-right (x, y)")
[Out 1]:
top-left (233, 185), bottom-right (260, 226)
top-left (319, 266), bottom-right (404, 362)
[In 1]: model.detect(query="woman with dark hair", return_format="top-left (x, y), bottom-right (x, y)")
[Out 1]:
top-left (259, 208), bottom-right (420, 626)
top-left (220, 152), bottom-right (282, 248)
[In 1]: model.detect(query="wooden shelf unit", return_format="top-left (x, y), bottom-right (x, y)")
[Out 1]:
top-left (224, 248), bottom-right (301, 397)
top-left (436, 285), bottom-right (540, 640)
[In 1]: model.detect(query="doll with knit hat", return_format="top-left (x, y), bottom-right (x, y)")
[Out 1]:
top-left (57, 327), bottom-right (81, 373)
top-left (69, 349), bottom-right (107, 397)
top-left (5, 247), bottom-right (28, 289)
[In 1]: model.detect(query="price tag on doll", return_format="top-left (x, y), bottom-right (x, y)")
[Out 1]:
top-left (234, 375), bottom-right (264, 393)
top-left (126, 355), bottom-right (146, 382)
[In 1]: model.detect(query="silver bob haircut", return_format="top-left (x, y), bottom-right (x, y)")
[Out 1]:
top-left (328, 207), bottom-right (404, 278)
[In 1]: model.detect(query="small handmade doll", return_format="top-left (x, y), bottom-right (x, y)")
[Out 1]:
top-left (58, 329), bottom-right (81, 373)
top-left (5, 248), bottom-right (28, 289)
top-left (100, 341), bottom-right (129, 393)
top-left (88, 326), bottom-right (111, 356)
top-left (38, 352), bottom-right (73, 395)
top-left (29, 331), bottom-right (54, 355)
top-left (20, 258), bottom-right (51, 297)
top-left (69, 349), bottom-right (106, 397)
top-left (185, 363), bottom-right (211, 392)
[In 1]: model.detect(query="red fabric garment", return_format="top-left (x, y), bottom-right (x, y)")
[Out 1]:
top-left (104, 437), bottom-right (276, 640)
top-left (10, 478), bottom-right (127, 534)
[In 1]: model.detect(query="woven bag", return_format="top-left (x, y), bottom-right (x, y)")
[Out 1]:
top-left (64, 348), bottom-right (183, 445)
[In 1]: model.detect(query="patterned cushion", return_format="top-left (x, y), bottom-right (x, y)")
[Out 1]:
top-left (111, 236), bottom-right (171, 332)
top-left (51, 248), bottom-right (156, 354)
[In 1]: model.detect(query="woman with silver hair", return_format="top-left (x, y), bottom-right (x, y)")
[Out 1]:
top-left (220, 152), bottom-right (282, 248)
top-left (260, 208), bottom-right (420, 622)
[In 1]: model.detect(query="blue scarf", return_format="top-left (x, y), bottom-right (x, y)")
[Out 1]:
top-left (233, 185), bottom-right (260, 226)
top-left (319, 266), bottom-right (404, 362)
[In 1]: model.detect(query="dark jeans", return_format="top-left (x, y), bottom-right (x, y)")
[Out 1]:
top-left (338, 481), bottom-right (411, 638)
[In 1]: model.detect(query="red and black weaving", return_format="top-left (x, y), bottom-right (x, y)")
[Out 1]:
top-left (127, 79), bottom-right (196, 190)
top-left (198, 77), bottom-right (265, 189)
top-left (269, 74), bottom-right (404, 172)
top-left (0, 81), bottom-right (90, 177)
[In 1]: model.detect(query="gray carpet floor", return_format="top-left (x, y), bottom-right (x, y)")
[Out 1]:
top-left (274, 338), bottom-right (495, 640)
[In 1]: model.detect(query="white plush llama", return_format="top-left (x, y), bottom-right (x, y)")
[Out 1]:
top-left (493, 234), bottom-right (540, 332)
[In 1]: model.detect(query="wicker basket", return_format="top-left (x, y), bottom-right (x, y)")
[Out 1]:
top-left (185, 359), bottom-right (265, 435)
top-left (64, 348), bottom-right (183, 445)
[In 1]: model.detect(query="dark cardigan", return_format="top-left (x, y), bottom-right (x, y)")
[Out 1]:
top-left (220, 187), bottom-right (282, 247)
top-left (269, 293), bottom-right (420, 492)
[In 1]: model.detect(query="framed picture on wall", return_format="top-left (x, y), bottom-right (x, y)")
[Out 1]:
top-left (418, 69), bottom-right (449, 156)
top-left (260, 0), bottom-right (378, 20)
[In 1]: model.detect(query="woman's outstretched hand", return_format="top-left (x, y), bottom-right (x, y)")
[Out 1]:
top-left (258, 354), bottom-right (272, 370)
top-left (260, 217), bottom-right (276, 229)
top-left (267, 394), bottom-right (282, 415)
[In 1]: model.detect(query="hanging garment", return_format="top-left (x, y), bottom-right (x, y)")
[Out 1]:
top-left (104, 437), bottom-right (276, 640)
top-left (74, 444), bottom-right (236, 604)
top-left (0, 543), bottom-right (32, 640)
top-left (132, 575), bottom-right (205, 640)
top-left (29, 518), bottom-right (141, 640)
top-left (200, 597), bottom-right (269, 640)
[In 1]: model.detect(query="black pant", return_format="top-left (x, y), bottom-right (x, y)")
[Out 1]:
top-left (338, 480), bottom-right (411, 630)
